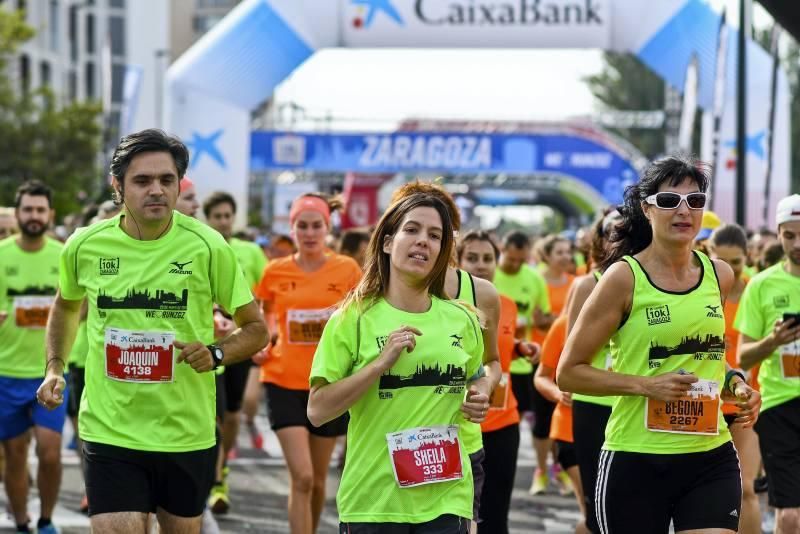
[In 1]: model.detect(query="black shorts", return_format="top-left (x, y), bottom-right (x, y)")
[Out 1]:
top-left (754, 396), bottom-right (800, 508)
top-left (572, 401), bottom-right (612, 534)
top-left (555, 439), bottom-right (578, 470)
top-left (264, 383), bottom-right (348, 437)
top-left (214, 373), bottom-right (225, 423)
top-left (67, 365), bottom-right (85, 419)
top-left (510, 371), bottom-right (534, 414)
top-left (340, 514), bottom-right (469, 533)
top-left (222, 360), bottom-right (250, 413)
top-left (83, 441), bottom-right (216, 517)
top-left (469, 449), bottom-right (485, 523)
top-left (478, 424), bottom-right (519, 534)
top-left (595, 442), bottom-right (741, 533)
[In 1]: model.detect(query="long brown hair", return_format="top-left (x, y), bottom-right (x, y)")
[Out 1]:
top-left (344, 193), bottom-right (455, 311)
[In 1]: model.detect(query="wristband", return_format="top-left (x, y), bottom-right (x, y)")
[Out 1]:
top-left (45, 357), bottom-right (66, 373)
top-left (468, 366), bottom-right (486, 382)
top-left (724, 369), bottom-right (746, 394)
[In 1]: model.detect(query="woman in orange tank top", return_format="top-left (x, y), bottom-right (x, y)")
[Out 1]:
top-left (708, 223), bottom-right (761, 534)
top-left (255, 193), bottom-right (362, 534)
top-left (530, 234), bottom-right (575, 495)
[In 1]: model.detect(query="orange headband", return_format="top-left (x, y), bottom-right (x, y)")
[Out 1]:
top-left (290, 196), bottom-right (330, 225)
top-left (180, 176), bottom-right (194, 193)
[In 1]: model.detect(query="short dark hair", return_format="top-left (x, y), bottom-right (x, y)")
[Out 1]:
top-left (710, 224), bottom-right (748, 253)
top-left (15, 180), bottom-right (53, 209)
top-left (458, 230), bottom-right (500, 262)
top-left (339, 229), bottom-right (370, 255)
top-left (203, 191), bottom-right (237, 218)
top-left (502, 230), bottom-right (530, 250)
top-left (110, 129), bottom-right (189, 184)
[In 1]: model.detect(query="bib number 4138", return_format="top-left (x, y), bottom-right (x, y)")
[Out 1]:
top-left (104, 328), bottom-right (175, 383)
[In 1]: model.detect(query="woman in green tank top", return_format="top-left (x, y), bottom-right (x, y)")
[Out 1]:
top-left (557, 155), bottom-right (761, 534)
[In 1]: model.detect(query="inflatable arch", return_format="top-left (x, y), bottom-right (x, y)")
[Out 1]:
top-left (166, 0), bottom-right (790, 229)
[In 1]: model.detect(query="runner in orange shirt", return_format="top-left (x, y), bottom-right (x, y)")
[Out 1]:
top-left (457, 230), bottom-right (538, 534)
top-left (255, 193), bottom-right (361, 534)
top-left (531, 234), bottom-right (575, 495)
top-left (708, 223), bottom-right (761, 534)
top-left (535, 314), bottom-right (589, 534)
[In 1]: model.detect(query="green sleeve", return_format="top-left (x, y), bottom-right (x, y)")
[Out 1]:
top-left (310, 307), bottom-right (356, 386)
top-left (211, 240), bottom-right (254, 313)
top-left (59, 238), bottom-right (85, 300)
top-left (532, 269), bottom-right (551, 314)
top-left (734, 280), bottom-right (766, 340)
top-left (251, 246), bottom-right (268, 289)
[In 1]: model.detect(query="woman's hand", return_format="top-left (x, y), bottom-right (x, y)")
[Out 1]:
top-left (461, 377), bottom-right (491, 423)
top-left (376, 326), bottom-right (423, 372)
top-left (723, 378), bottom-right (761, 428)
top-left (641, 372), bottom-right (699, 402)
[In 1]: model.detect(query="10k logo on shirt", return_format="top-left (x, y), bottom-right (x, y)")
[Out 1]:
top-left (646, 305), bottom-right (671, 326)
top-left (99, 257), bottom-right (120, 276)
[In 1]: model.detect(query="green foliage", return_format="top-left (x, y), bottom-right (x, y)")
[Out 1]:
top-left (0, 9), bottom-right (102, 218)
top-left (583, 52), bottom-right (666, 159)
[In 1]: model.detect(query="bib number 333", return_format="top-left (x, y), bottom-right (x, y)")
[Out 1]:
top-left (387, 425), bottom-right (463, 488)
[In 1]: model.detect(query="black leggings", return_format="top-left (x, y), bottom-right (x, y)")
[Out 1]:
top-left (477, 424), bottom-right (520, 534)
top-left (572, 401), bottom-right (612, 534)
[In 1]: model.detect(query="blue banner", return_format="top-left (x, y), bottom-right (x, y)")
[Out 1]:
top-left (251, 131), bottom-right (640, 204)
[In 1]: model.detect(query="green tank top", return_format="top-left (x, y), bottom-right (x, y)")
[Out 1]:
top-left (572, 272), bottom-right (615, 408)
top-left (455, 269), bottom-right (483, 454)
top-left (603, 251), bottom-right (731, 454)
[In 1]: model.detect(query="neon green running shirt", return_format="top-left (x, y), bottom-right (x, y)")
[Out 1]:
top-left (735, 262), bottom-right (800, 412)
top-left (311, 296), bottom-right (483, 523)
top-left (604, 252), bottom-right (730, 454)
top-left (230, 237), bottom-right (267, 291)
top-left (59, 212), bottom-right (253, 452)
top-left (0, 236), bottom-right (62, 378)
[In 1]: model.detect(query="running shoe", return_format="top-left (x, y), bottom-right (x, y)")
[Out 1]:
top-left (208, 482), bottom-right (230, 515)
top-left (528, 468), bottom-right (549, 495)
top-left (79, 495), bottom-right (89, 515)
top-left (552, 465), bottom-right (574, 496)
top-left (247, 422), bottom-right (263, 450)
top-left (36, 524), bottom-right (59, 534)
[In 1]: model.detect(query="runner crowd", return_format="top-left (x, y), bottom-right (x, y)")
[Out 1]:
top-left (1, 129), bottom-right (799, 534)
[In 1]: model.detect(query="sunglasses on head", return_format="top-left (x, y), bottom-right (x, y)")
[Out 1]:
top-left (645, 192), bottom-right (707, 210)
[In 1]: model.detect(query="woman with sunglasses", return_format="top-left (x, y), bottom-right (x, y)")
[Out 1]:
top-left (558, 155), bottom-right (761, 534)
top-left (308, 193), bottom-right (490, 533)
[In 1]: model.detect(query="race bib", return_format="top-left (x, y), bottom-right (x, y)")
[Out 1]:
top-left (387, 425), bottom-right (463, 488)
top-left (287, 308), bottom-right (333, 344)
top-left (104, 328), bottom-right (175, 383)
top-left (490, 373), bottom-right (510, 411)
top-left (779, 342), bottom-right (800, 379)
top-left (14, 296), bottom-right (54, 328)
top-left (646, 379), bottom-right (720, 435)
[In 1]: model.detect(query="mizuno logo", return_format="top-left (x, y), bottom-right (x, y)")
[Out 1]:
top-left (169, 260), bottom-right (193, 274)
top-left (706, 305), bottom-right (723, 318)
top-left (450, 334), bottom-right (463, 348)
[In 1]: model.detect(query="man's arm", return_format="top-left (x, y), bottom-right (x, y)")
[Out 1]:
top-left (474, 276), bottom-right (501, 391)
top-left (739, 320), bottom-right (800, 370)
top-left (176, 300), bottom-right (268, 372)
top-left (37, 291), bottom-right (83, 409)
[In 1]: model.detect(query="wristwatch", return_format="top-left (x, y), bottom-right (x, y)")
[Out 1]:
top-left (207, 344), bottom-right (224, 369)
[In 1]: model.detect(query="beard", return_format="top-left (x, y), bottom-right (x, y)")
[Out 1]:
top-left (20, 220), bottom-right (47, 238)
top-left (789, 251), bottom-right (800, 266)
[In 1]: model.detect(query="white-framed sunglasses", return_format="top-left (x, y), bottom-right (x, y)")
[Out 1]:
top-left (645, 192), bottom-right (707, 210)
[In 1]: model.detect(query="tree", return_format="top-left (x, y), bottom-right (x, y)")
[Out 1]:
top-left (583, 52), bottom-right (666, 159)
top-left (0, 9), bottom-right (102, 218)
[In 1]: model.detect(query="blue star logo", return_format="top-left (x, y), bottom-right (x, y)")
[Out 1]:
top-left (724, 130), bottom-right (766, 160)
top-left (187, 129), bottom-right (226, 169)
top-left (407, 434), bottom-right (417, 443)
top-left (351, 0), bottom-right (404, 27)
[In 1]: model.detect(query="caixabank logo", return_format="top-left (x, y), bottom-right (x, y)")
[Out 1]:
top-left (351, 0), bottom-right (603, 29)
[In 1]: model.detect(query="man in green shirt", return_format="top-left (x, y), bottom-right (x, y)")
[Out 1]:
top-left (37, 129), bottom-right (268, 534)
top-left (0, 181), bottom-right (63, 534)
top-left (737, 194), bottom-right (800, 534)
top-left (202, 190), bottom-right (267, 513)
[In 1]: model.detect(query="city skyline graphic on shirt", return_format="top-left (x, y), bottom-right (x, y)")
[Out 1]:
top-left (97, 288), bottom-right (188, 311)
top-left (8, 285), bottom-right (57, 297)
top-left (379, 362), bottom-right (466, 390)
top-left (648, 333), bottom-right (725, 360)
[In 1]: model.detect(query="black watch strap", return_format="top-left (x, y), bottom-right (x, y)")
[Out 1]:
top-left (207, 345), bottom-right (224, 369)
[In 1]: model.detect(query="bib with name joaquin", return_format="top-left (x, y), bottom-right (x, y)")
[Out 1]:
top-left (104, 328), bottom-right (175, 383)
top-left (646, 379), bottom-right (720, 435)
top-left (387, 425), bottom-right (463, 488)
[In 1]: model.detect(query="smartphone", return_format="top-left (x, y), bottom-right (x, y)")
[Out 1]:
top-left (783, 313), bottom-right (800, 327)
